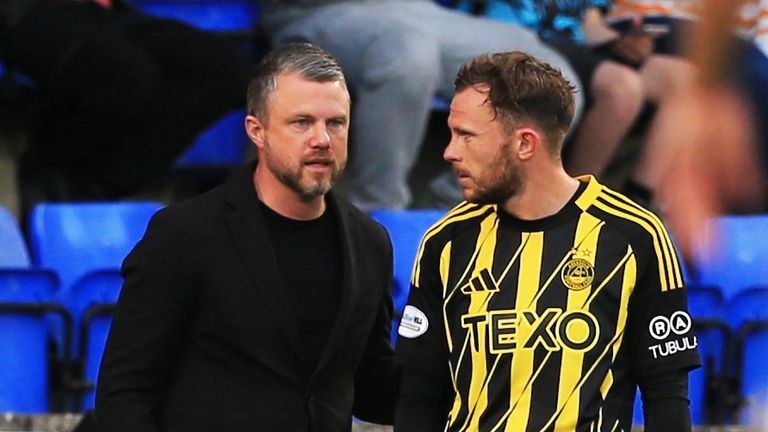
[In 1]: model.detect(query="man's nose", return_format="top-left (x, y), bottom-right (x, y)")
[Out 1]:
top-left (310, 124), bottom-right (331, 148)
top-left (444, 136), bottom-right (460, 162)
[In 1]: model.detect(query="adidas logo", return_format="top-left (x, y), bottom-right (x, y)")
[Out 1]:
top-left (460, 268), bottom-right (499, 294)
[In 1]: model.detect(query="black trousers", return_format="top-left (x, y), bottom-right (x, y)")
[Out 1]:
top-left (0, 0), bottom-right (251, 201)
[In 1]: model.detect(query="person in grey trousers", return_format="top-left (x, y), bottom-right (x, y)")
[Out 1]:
top-left (261, 0), bottom-right (584, 211)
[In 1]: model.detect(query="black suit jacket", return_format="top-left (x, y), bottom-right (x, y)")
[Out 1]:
top-left (94, 164), bottom-right (397, 432)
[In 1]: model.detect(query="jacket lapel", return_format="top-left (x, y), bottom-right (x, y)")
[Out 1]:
top-left (222, 164), bottom-right (305, 372)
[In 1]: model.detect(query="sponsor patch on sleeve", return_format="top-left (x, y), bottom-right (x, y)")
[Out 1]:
top-left (398, 305), bottom-right (429, 339)
top-left (647, 311), bottom-right (698, 359)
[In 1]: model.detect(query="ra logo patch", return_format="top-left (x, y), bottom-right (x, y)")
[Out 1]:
top-left (561, 250), bottom-right (594, 291)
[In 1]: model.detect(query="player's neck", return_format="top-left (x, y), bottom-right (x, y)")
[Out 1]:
top-left (501, 166), bottom-right (579, 221)
top-left (253, 165), bottom-right (326, 220)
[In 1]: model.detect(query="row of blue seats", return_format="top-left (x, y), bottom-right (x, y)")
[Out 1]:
top-left (663, 285), bottom-right (768, 426)
top-left (0, 203), bottom-right (163, 412)
top-left (658, 216), bottom-right (768, 426)
top-left (1, 203), bottom-right (768, 425)
top-left (673, 216), bottom-right (768, 426)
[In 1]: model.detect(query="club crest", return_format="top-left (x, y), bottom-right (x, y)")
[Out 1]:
top-left (561, 258), bottom-right (594, 291)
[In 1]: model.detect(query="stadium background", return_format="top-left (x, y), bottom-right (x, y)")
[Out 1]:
top-left (1, 0), bottom-right (767, 431)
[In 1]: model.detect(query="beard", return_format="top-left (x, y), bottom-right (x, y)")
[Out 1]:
top-left (262, 141), bottom-right (344, 202)
top-left (467, 141), bottom-right (523, 205)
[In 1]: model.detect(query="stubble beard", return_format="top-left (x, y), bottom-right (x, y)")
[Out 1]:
top-left (264, 144), bottom-right (344, 202)
top-left (468, 141), bottom-right (523, 205)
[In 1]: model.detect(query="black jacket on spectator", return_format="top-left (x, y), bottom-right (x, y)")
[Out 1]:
top-left (0, 0), bottom-right (250, 207)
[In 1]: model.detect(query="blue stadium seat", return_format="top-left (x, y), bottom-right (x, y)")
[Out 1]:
top-left (0, 205), bottom-right (30, 267)
top-left (695, 215), bottom-right (768, 299)
top-left (737, 322), bottom-right (768, 427)
top-left (728, 287), bottom-right (768, 331)
top-left (28, 201), bottom-right (162, 361)
top-left (175, 109), bottom-right (249, 167)
top-left (0, 270), bottom-right (64, 413)
top-left (0, 207), bottom-right (74, 411)
top-left (69, 271), bottom-right (123, 410)
top-left (727, 287), bottom-right (768, 426)
top-left (368, 209), bottom-right (447, 343)
top-left (688, 285), bottom-right (731, 425)
top-left (128, 0), bottom-right (261, 32)
top-left (29, 202), bottom-right (163, 291)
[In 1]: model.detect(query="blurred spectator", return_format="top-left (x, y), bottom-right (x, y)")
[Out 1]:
top-left (739, 1), bottom-right (768, 159)
top-left (471, 0), bottom-right (696, 206)
top-left (260, 0), bottom-right (586, 211)
top-left (648, 0), bottom-right (767, 258)
top-left (0, 0), bottom-right (251, 214)
top-left (602, 0), bottom-right (768, 164)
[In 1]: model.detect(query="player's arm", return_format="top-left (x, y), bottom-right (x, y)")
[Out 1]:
top-left (626, 227), bottom-right (700, 432)
top-left (640, 370), bottom-right (692, 432)
top-left (94, 207), bottom-right (198, 432)
top-left (395, 366), bottom-right (453, 432)
top-left (394, 239), bottom-right (452, 430)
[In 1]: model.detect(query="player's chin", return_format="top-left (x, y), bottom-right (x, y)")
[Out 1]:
top-left (462, 189), bottom-right (481, 204)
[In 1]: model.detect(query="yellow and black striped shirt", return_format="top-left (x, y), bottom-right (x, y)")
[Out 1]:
top-left (396, 176), bottom-right (700, 432)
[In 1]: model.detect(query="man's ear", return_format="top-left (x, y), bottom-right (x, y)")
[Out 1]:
top-left (515, 127), bottom-right (542, 161)
top-left (245, 115), bottom-right (266, 150)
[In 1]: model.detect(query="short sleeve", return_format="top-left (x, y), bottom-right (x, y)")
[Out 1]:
top-left (395, 238), bottom-right (450, 375)
top-left (626, 233), bottom-right (701, 378)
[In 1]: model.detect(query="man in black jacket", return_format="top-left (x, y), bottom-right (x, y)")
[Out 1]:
top-left (92, 43), bottom-right (398, 432)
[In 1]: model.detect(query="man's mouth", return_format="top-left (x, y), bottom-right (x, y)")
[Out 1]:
top-left (304, 158), bottom-right (334, 172)
top-left (453, 167), bottom-right (469, 179)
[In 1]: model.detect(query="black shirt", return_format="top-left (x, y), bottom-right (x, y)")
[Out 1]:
top-left (260, 200), bottom-right (343, 373)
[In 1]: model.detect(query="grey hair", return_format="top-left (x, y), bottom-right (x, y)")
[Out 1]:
top-left (246, 42), bottom-right (346, 121)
